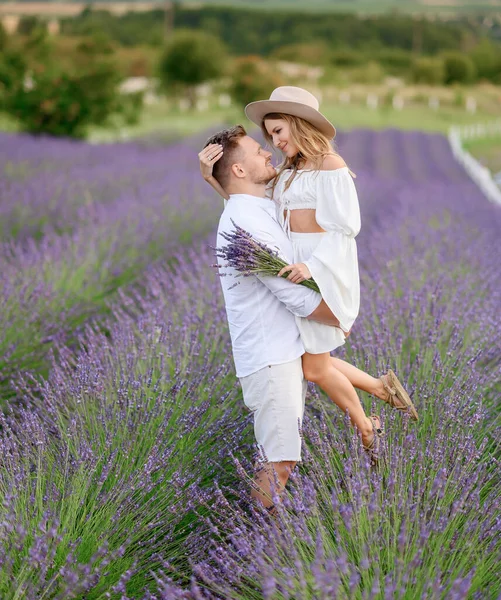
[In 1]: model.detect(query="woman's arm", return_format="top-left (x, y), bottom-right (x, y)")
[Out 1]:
top-left (198, 143), bottom-right (230, 201)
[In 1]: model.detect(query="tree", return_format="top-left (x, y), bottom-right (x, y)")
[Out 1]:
top-left (441, 52), bottom-right (476, 85)
top-left (470, 38), bottom-right (501, 83)
top-left (229, 56), bottom-right (284, 108)
top-left (0, 32), bottom-right (141, 138)
top-left (158, 29), bottom-right (227, 108)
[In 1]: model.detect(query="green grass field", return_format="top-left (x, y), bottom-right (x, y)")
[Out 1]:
top-left (86, 98), bottom-right (501, 143)
top-left (464, 135), bottom-right (501, 173)
top-left (1, 97), bottom-right (496, 143)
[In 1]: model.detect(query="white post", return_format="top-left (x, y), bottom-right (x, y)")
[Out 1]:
top-left (392, 96), bottom-right (404, 110)
top-left (339, 91), bottom-right (351, 104)
top-left (429, 96), bottom-right (440, 111)
top-left (465, 97), bottom-right (477, 114)
top-left (218, 94), bottom-right (232, 108)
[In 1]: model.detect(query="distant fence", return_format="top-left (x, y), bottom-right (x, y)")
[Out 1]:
top-left (448, 121), bottom-right (501, 207)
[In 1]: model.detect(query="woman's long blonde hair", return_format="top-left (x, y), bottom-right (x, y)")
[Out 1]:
top-left (261, 112), bottom-right (355, 198)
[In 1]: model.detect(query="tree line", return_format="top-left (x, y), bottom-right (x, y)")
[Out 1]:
top-left (59, 4), bottom-right (497, 55)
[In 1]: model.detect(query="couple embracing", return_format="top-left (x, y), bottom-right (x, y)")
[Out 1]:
top-left (198, 86), bottom-right (418, 514)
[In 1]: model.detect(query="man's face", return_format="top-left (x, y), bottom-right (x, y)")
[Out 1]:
top-left (235, 136), bottom-right (276, 184)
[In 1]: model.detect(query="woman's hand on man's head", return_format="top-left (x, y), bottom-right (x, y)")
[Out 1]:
top-left (198, 143), bottom-right (223, 180)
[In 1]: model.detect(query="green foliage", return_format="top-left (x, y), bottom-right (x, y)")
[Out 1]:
top-left (469, 38), bottom-right (501, 83)
top-left (411, 56), bottom-right (445, 85)
top-left (0, 23), bottom-right (6, 52)
top-left (375, 48), bottom-right (413, 75)
top-left (61, 7), bottom-right (166, 48)
top-left (350, 61), bottom-right (385, 85)
top-left (229, 55), bottom-right (284, 108)
top-left (441, 52), bottom-right (477, 85)
top-left (0, 50), bottom-right (26, 106)
top-left (331, 49), bottom-right (367, 67)
top-left (158, 29), bottom-right (227, 106)
top-left (17, 15), bottom-right (41, 36)
top-left (62, 6), bottom-right (483, 58)
top-left (120, 91), bottom-right (144, 125)
top-left (271, 42), bottom-right (331, 65)
top-left (0, 33), bottom-right (141, 138)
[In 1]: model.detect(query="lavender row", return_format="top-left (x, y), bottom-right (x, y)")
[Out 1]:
top-left (2, 172), bottom-right (501, 597)
top-left (1, 245), bottom-right (252, 598)
top-left (0, 131), bottom-right (221, 241)
top-left (0, 129), bottom-right (469, 243)
top-left (0, 131), bottom-right (224, 402)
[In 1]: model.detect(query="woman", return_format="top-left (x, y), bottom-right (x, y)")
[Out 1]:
top-left (199, 86), bottom-right (418, 463)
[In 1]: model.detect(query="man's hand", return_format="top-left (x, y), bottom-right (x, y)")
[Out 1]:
top-left (198, 143), bottom-right (223, 180)
top-left (277, 262), bottom-right (312, 284)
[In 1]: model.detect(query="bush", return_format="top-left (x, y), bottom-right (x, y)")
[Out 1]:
top-left (158, 29), bottom-right (227, 107)
top-left (17, 15), bottom-right (41, 36)
top-left (350, 60), bottom-right (385, 84)
top-left (441, 52), bottom-right (476, 85)
top-left (410, 56), bottom-right (445, 85)
top-left (229, 55), bottom-right (284, 108)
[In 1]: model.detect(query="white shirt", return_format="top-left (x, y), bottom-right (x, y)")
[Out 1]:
top-left (217, 193), bottom-right (322, 378)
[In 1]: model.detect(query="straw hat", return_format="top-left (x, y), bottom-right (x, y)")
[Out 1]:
top-left (245, 86), bottom-right (336, 140)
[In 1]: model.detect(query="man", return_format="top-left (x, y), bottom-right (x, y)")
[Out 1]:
top-left (200, 126), bottom-right (342, 512)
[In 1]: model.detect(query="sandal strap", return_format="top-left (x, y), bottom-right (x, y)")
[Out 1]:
top-left (363, 416), bottom-right (384, 451)
top-left (380, 374), bottom-right (407, 410)
top-left (381, 374), bottom-right (397, 397)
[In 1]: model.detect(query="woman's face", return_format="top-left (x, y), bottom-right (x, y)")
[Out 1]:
top-left (264, 118), bottom-right (299, 158)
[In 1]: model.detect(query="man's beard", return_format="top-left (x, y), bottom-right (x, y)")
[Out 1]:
top-left (251, 165), bottom-right (276, 185)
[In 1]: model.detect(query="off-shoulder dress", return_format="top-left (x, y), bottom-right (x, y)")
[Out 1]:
top-left (268, 167), bottom-right (361, 354)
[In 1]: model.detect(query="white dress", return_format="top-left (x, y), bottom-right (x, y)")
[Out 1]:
top-left (268, 167), bottom-right (361, 354)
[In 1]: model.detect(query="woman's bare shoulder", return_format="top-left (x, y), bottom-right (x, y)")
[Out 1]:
top-left (319, 154), bottom-right (347, 171)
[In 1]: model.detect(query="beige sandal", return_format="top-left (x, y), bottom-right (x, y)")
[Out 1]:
top-left (363, 415), bottom-right (384, 466)
top-left (380, 369), bottom-right (419, 421)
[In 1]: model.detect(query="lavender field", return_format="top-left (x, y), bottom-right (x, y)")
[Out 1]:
top-left (0, 128), bottom-right (500, 599)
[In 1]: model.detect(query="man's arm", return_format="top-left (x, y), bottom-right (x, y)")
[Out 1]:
top-left (225, 217), bottom-right (345, 328)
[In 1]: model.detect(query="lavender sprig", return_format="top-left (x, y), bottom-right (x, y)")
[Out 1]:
top-left (214, 220), bottom-right (321, 293)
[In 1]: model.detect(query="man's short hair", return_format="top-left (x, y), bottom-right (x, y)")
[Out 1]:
top-left (204, 125), bottom-right (247, 189)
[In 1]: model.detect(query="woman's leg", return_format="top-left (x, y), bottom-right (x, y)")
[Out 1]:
top-left (329, 357), bottom-right (387, 400)
top-left (302, 352), bottom-right (375, 445)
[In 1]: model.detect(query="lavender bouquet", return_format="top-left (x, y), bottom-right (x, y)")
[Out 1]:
top-left (215, 220), bottom-right (320, 293)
